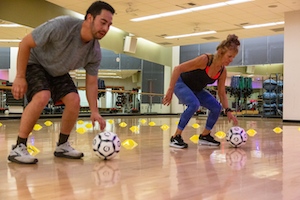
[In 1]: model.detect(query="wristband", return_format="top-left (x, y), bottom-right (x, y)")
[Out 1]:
top-left (225, 108), bottom-right (232, 114)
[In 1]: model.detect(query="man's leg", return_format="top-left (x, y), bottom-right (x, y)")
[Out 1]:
top-left (54, 92), bottom-right (83, 159)
top-left (8, 90), bottom-right (51, 164)
top-left (60, 92), bottom-right (80, 136)
top-left (19, 91), bottom-right (51, 138)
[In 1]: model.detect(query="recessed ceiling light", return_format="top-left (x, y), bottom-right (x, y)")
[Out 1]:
top-left (0, 24), bottom-right (22, 27)
top-left (131, 0), bottom-right (254, 22)
top-left (243, 21), bottom-right (284, 29)
top-left (165, 31), bottom-right (217, 39)
top-left (0, 39), bottom-right (21, 42)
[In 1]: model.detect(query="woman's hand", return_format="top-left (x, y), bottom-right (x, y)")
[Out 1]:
top-left (163, 89), bottom-right (173, 106)
top-left (227, 112), bottom-right (238, 126)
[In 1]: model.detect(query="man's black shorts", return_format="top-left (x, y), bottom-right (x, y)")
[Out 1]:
top-left (26, 64), bottom-right (78, 104)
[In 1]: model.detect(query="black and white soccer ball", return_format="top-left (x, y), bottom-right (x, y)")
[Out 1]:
top-left (226, 126), bottom-right (247, 147)
top-left (93, 131), bottom-right (121, 160)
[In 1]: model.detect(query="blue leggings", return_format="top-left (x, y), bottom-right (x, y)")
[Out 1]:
top-left (174, 76), bottom-right (222, 131)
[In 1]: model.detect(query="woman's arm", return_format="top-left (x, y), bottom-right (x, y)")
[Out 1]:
top-left (217, 68), bottom-right (238, 125)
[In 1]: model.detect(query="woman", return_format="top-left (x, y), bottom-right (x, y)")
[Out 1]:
top-left (163, 34), bottom-right (239, 148)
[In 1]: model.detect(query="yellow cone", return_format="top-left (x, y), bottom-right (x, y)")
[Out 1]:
top-left (247, 129), bottom-right (257, 136)
top-left (77, 120), bottom-right (84, 125)
top-left (0, 123), bottom-right (2, 127)
top-left (130, 126), bottom-right (139, 132)
top-left (176, 121), bottom-right (179, 125)
top-left (119, 122), bottom-right (127, 127)
top-left (108, 120), bottom-right (114, 124)
top-left (161, 125), bottom-right (169, 131)
top-left (192, 123), bottom-right (200, 129)
top-left (149, 122), bottom-right (156, 126)
top-left (190, 135), bottom-right (199, 144)
top-left (44, 121), bottom-right (53, 126)
top-left (215, 131), bottom-right (226, 139)
top-left (273, 127), bottom-right (282, 134)
top-left (33, 124), bottom-right (42, 131)
top-left (141, 119), bottom-right (147, 124)
top-left (76, 127), bottom-right (87, 134)
top-left (122, 139), bottom-right (138, 150)
top-left (27, 145), bottom-right (40, 156)
top-left (85, 123), bottom-right (93, 129)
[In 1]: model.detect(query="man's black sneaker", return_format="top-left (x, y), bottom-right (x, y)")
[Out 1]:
top-left (198, 134), bottom-right (220, 146)
top-left (169, 135), bottom-right (188, 149)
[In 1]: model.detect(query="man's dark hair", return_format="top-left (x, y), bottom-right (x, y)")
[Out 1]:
top-left (85, 1), bottom-right (115, 20)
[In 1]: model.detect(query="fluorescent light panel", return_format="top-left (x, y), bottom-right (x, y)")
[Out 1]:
top-left (98, 76), bottom-right (122, 79)
top-left (0, 24), bottom-right (23, 27)
top-left (131, 0), bottom-right (254, 22)
top-left (98, 72), bottom-right (118, 75)
top-left (0, 39), bottom-right (21, 42)
top-left (165, 31), bottom-right (217, 39)
top-left (243, 21), bottom-right (284, 29)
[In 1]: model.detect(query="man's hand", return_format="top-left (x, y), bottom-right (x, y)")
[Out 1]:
top-left (91, 112), bottom-right (106, 130)
top-left (12, 77), bottom-right (27, 100)
top-left (227, 112), bottom-right (238, 126)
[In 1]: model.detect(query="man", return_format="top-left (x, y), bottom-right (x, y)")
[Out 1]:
top-left (8, 1), bottom-right (114, 164)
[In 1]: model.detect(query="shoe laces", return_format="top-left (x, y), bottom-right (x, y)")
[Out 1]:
top-left (174, 135), bottom-right (184, 143)
top-left (64, 141), bottom-right (75, 150)
top-left (19, 144), bottom-right (33, 155)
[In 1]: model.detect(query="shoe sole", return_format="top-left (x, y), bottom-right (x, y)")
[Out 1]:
top-left (169, 143), bottom-right (188, 149)
top-left (8, 156), bottom-right (38, 164)
top-left (198, 140), bottom-right (220, 146)
top-left (54, 152), bottom-right (84, 159)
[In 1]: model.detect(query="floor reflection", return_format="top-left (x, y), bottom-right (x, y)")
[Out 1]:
top-left (1, 117), bottom-right (300, 199)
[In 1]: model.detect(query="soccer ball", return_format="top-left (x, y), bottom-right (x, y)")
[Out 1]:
top-left (226, 126), bottom-right (247, 147)
top-left (93, 131), bottom-right (121, 160)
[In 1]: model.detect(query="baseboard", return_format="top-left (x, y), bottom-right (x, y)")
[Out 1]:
top-left (283, 120), bottom-right (300, 123)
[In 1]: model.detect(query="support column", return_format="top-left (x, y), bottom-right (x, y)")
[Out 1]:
top-left (283, 10), bottom-right (300, 121)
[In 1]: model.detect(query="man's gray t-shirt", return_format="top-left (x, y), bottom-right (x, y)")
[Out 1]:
top-left (28, 16), bottom-right (101, 77)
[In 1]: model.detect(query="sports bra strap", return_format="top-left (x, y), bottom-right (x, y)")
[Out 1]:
top-left (206, 54), bottom-right (214, 67)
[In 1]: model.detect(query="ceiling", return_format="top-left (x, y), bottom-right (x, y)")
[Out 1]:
top-left (0, 0), bottom-right (299, 47)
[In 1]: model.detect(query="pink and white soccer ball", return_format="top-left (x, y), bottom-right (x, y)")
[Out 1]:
top-left (93, 131), bottom-right (121, 160)
top-left (226, 126), bottom-right (247, 147)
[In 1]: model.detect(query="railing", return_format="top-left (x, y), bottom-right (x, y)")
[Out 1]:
top-left (0, 86), bottom-right (166, 116)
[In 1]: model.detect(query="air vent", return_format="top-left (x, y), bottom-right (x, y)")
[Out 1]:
top-left (156, 34), bottom-right (168, 38)
top-left (202, 36), bottom-right (218, 40)
top-left (176, 2), bottom-right (198, 9)
top-left (188, 2), bottom-right (196, 6)
top-left (270, 27), bottom-right (284, 32)
top-left (268, 5), bottom-right (278, 8)
top-left (158, 42), bottom-right (173, 45)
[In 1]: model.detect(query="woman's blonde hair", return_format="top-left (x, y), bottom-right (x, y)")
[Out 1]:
top-left (217, 34), bottom-right (240, 55)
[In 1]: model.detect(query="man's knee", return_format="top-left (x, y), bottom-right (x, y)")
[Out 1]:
top-left (31, 91), bottom-right (51, 108)
top-left (62, 93), bottom-right (80, 109)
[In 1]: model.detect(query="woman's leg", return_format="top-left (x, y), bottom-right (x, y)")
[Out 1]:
top-left (196, 89), bottom-right (222, 146)
top-left (170, 77), bottom-right (200, 148)
top-left (196, 89), bottom-right (222, 133)
top-left (174, 77), bottom-right (200, 135)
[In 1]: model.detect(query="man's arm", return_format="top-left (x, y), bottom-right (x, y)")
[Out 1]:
top-left (12, 33), bottom-right (37, 100)
top-left (86, 73), bottom-right (106, 130)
